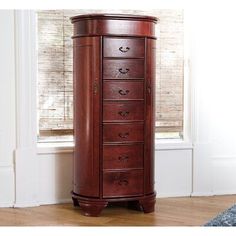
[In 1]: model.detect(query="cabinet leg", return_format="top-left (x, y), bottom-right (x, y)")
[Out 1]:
top-left (72, 197), bottom-right (79, 207)
top-left (79, 200), bottom-right (108, 217)
top-left (139, 195), bottom-right (156, 213)
top-left (127, 200), bottom-right (143, 211)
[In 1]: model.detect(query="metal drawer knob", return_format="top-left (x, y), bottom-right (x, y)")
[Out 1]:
top-left (118, 179), bottom-right (129, 186)
top-left (118, 155), bottom-right (129, 161)
top-left (118, 68), bottom-right (129, 74)
top-left (118, 89), bottom-right (129, 95)
top-left (118, 111), bottom-right (130, 117)
top-left (118, 132), bottom-right (129, 138)
top-left (119, 46), bottom-right (130, 53)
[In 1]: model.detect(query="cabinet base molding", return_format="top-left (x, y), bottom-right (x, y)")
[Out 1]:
top-left (72, 192), bottom-right (156, 217)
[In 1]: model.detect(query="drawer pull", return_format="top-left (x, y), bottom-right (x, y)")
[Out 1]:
top-left (119, 46), bottom-right (130, 53)
top-left (118, 155), bottom-right (129, 161)
top-left (118, 68), bottom-right (129, 74)
top-left (118, 89), bottom-right (130, 95)
top-left (118, 111), bottom-right (130, 117)
top-left (118, 132), bottom-right (129, 138)
top-left (118, 179), bottom-right (129, 186)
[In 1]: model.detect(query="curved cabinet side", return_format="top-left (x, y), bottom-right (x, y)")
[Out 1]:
top-left (73, 37), bottom-right (101, 197)
top-left (144, 38), bottom-right (156, 195)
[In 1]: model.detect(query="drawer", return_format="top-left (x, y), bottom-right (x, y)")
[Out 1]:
top-left (103, 101), bottom-right (144, 122)
top-left (103, 59), bottom-right (144, 79)
top-left (103, 144), bottom-right (143, 170)
top-left (103, 81), bottom-right (144, 100)
top-left (103, 37), bottom-right (145, 58)
top-left (103, 123), bottom-right (143, 142)
top-left (103, 170), bottom-right (144, 198)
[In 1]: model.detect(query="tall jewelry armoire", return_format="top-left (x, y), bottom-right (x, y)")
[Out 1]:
top-left (71, 14), bottom-right (157, 216)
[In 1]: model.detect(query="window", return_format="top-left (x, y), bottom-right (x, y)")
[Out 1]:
top-left (37, 9), bottom-right (184, 142)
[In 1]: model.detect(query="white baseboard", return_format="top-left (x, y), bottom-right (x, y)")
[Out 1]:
top-left (157, 192), bottom-right (191, 198)
top-left (39, 198), bottom-right (72, 205)
top-left (212, 190), bottom-right (236, 196)
top-left (0, 202), bottom-right (14, 207)
top-left (0, 166), bottom-right (14, 207)
top-left (191, 192), bottom-right (214, 197)
top-left (14, 201), bottom-right (40, 208)
top-left (14, 147), bottom-right (39, 207)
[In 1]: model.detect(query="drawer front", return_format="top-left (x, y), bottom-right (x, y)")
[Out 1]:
top-left (103, 170), bottom-right (144, 197)
top-left (103, 101), bottom-right (144, 121)
top-left (103, 123), bottom-right (143, 142)
top-left (103, 59), bottom-right (144, 79)
top-left (103, 144), bottom-right (143, 169)
top-left (103, 81), bottom-right (144, 100)
top-left (103, 37), bottom-right (145, 58)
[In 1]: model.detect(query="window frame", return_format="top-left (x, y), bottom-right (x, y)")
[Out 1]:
top-left (34, 10), bottom-right (192, 153)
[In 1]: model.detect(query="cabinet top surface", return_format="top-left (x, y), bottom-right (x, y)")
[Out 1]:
top-left (71, 13), bottom-right (158, 23)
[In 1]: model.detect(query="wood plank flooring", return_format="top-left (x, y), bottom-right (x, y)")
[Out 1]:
top-left (0, 195), bottom-right (236, 226)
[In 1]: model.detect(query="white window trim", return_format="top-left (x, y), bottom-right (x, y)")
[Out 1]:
top-left (14, 9), bottom-right (40, 207)
top-left (36, 10), bottom-right (192, 154)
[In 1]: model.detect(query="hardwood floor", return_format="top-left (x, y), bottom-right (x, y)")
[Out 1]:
top-left (0, 195), bottom-right (236, 226)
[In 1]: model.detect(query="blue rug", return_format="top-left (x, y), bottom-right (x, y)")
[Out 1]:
top-left (205, 204), bottom-right (236, 226)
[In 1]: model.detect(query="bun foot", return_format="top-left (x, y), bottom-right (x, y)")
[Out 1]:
top-left (128, 200), bottom-right (143, 211)
top-left (139, 195), bottom-right (156, 213)
top-left (72, 197), bottom-right (79, 207)
top-left (79, 200), bottom-right (108, 217)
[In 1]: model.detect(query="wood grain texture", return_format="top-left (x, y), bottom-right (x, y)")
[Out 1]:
top-left (103, 144), bottom-right (144, 170)
top-left (144, 38), bottom-right (156, 194)
top-left (103, 59), bottom-right (144, 79)
top-left (103, 81), bottom-right (144, 100)
top-left (1, 195), bottom-right (236, 226)
top-left (103, 37), bottom-right (145, 58)
top-left (73, 36), bottom-right (101, 197)
top-left (72, 14), bottom-right (156, 216)
top-left (103, 123), bottom-right (144, 143)
top-left (103, 169), bottom-right (144, 198)
top-left (72, 18), bottom-right (156, 38)
top-left (103, 101), bottom-right (144, 122)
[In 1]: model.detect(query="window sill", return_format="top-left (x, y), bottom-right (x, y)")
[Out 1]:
top-left (37, 142), bottom-right (74, 154)
top-left (155, 139), bottom-right (193, 151)
top-left (37, 139), bottom-right (193, 154)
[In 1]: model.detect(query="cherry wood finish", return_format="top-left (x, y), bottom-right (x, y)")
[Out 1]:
top-left (103, 101), bottom-right (144, 122)
top-left (103, 144), bottom-right (143, 170)
top-left (103, 170), bottom-right (144, 198)
top-left (72, 14), bottom-right (157, 217)
top-left (103, 59), bottom-right (144, 79)
top-left (73, 36), bottom-right (100, 198)
top-left (103, 37), bottom-right (145, 58)
top-left (103, 81), bottom-right (144, 100)
top-left (103, 123), bottom-right (144, 143)
top-left (71, 14), bottom-right (157, 38)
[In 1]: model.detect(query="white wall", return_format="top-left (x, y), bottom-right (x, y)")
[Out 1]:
top-left (0, 10), bottom-right (15, 207)
top-left (38, 151), bottom-right (73, 204)
top-left (189, 7), bottom-right (236, 196)
top-left (36, 146), bottom-right (192, 203)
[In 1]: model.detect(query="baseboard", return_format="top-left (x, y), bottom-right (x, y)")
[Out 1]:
top-left (212, 190), bottom-right (236, 196)
top-left (14, 201), bottom-right (40, 208)
top-left (0, 166), bottom-right (15, 207)
top-left (14, 147), bottom-right (39, 207)
top-left (0, 202), bottom-right (14, 207)
top-left (191, 192), bottom-right (214, 197)
top-left (157, 192), bottom-right (191, 198)
top-left (38, 198), bottom-right (72, 205)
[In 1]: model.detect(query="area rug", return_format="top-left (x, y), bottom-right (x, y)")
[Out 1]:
top-left (205, 204), bottom-right (236, 226)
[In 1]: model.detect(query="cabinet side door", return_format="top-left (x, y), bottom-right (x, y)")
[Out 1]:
top-left (144, 38), bottom-right (156, 194)
top-left (73, 37), bottom-right (101, 197)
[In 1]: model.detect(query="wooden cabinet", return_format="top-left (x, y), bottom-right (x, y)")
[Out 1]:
top-left (71, 14), bottom-right (158, 216)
